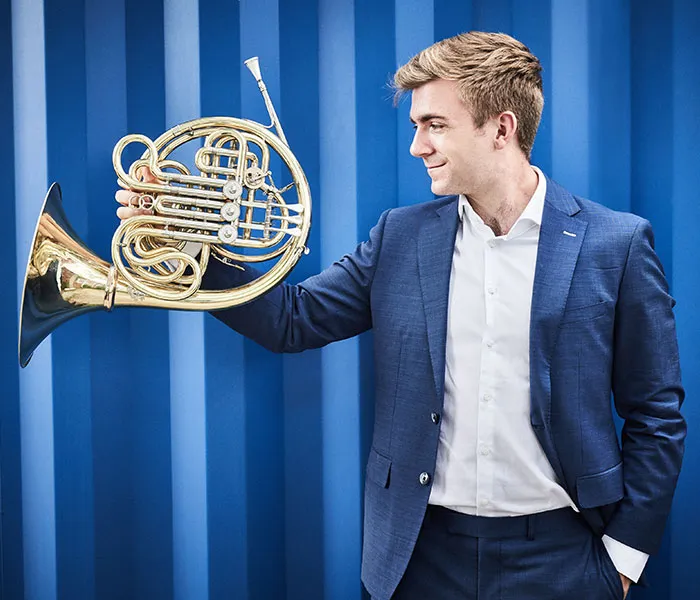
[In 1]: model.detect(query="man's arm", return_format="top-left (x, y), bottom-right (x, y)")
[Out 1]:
top-left (606, 219), bottom-right (686, 555)
top-left (202, 209), bottom-right (391, 353)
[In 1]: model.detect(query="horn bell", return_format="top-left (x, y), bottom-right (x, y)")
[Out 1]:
top-left (19, 183), bottom-right (113, 367)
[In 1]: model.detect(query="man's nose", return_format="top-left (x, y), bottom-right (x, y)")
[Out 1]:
top-left (409, 129), bottom-right (431, 158)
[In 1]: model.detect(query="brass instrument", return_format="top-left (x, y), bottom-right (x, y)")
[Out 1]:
top-left (18, 58), bottom-right (311, 367)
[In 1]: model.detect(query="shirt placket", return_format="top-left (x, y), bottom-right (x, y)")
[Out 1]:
top-left (475, 233), bottom-right (498, 514)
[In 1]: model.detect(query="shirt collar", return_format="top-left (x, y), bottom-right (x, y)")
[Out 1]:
top-left (458, 166), bottom-right (547, 233)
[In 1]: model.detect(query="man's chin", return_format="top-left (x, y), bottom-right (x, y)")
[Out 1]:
top-left (430, 181), bottom-right (451, 196)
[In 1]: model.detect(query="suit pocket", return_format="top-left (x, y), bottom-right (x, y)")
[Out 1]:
top-left (596, 537), bottom-right (626, 600)
top-left (576, 462), bottom-right (624, 509)
top-left (561, 300), bottom-right (612, 325)
top-left (366, 448), bottom-right (391, 488)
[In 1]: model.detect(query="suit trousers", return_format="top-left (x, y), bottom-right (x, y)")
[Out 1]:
top-left (388, 505), bottom-right (627, 600)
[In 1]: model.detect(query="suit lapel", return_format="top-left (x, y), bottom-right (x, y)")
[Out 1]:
top-left (529, 179), bottom-right (587, 430)
top-left (418, 198), bottom-right (459, 404)
top-left (416, 182), bottom-right (586, 429)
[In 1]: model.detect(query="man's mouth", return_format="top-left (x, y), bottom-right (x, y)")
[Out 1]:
top-left (426, 163), bottom-right (446, 173)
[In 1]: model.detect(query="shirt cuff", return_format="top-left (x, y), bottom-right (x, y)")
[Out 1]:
top-left (165, 242), bottom-right (202, 271)
top-left (602, 534), bottom-right (649, 583)
top-left (182, 241), bottom-right (202, 258)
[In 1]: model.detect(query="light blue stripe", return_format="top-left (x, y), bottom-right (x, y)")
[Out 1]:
top-left (240, 0), bottom-right (281, 123)
top-left (12, 0), bottom-right (57, 598)
top-left (164, 0), bottom-right (201, 126)
top-left (164, 1), bottom-right (208, 599)
top-left (169, 311), bottom-right (209, 600)
top-left (551, 0), bottom-right (589, 196)
top-left (319, 1), bottom-right (362, 598)
top-left (395, 0), bottom-right (434, 206)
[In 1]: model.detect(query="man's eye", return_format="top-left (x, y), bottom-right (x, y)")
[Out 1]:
top-left (430, 123), bottom-right (445, 131)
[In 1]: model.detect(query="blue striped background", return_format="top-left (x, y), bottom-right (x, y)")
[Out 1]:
top-left (3, 0), bottom-right (698, 598)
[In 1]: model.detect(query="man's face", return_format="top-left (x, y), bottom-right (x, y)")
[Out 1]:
top-left (409, 79), bottom-right (496, 196)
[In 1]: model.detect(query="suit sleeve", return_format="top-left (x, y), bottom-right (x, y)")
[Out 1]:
top-left (606, 219), bottom-right (686, 554)
top-left (201, 209), bottom-right (390, 353)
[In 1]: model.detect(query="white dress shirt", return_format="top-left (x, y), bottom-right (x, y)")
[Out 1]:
top-left (429, 166), bottom-right (648, 582)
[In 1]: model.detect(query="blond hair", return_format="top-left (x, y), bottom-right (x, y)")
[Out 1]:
top-left (394, 32), bottom-right (544, 159)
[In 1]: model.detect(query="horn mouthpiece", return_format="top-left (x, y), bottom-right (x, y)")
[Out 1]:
top-left (244, 57), bottom-right (262, 82)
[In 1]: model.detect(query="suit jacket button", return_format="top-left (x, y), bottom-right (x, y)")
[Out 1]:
top-left (431, 412), bottom-right (440, 424)
top-left (419, 472), bottom-right (431, 486)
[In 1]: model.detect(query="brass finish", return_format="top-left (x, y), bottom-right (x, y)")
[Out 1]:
top-left (19, 57), bottom-right (311, 367)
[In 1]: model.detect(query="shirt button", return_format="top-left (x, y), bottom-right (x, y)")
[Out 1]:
top-left (479, 444), bottom-right (490, 456)
top-left (419, 472), bottom-right (431, 486)
top-left (479, 498), bottom-right (490, 507)
top-left (487, 239), bottom-right (496, 248)
top-left (430, 412), bottom-right (441, 425)
top-left (482, 393), bottom-right (492, 403)
top-left (485, 339), bottom-right (494, 349)
top-left (487, 286), bottom-right (496, 295)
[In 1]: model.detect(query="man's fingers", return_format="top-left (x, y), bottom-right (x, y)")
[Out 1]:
top-left (116, 206), bottom-right (154, 220)
top-left (115, 189), bottom-right (133, 206)
top-left (135, 165), bottom-right (158, 183)
top-left (115, 166), bottom-right (158, 221)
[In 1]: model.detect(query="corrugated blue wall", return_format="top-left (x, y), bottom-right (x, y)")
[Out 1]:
top-left (2, 0), bottom-right (698, 598)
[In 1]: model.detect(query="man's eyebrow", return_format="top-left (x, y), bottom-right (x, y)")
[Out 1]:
top-left (409, 113), bottom-right (447, 124)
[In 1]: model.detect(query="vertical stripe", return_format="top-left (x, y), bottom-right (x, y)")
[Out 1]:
top-left (279, 1), bottom-right (325, 598)
top-left (164, 1), bottom-right (209, 599)
top-left (0, 0), bottom-right (23, 595)
top-left (239, 2), bottom-right (287, 598)
top-left (319, 1), bottom-right (362, 598)
top-left (670, 1), bottom-right (700, 599)
top-left (44, 0), bottom-right (95, 597)
top-left (551, 0), bottom-right (590, 196)
top-left (12, 0), bottom-right (57, 599)
top-left (434, 0), bottom-right (472, 41)
top-left (84, 1), bottom-right (133, 598)
top-left (395, 0), bottom-right (433, 207)
top-left (198, 1), bottom-right (249, 598)
top-left (587, 0), bottom-right (631, 213)
top-left (355, 0), bottom-right (398, 489)
top-left (512, 0), bottom-right (552, 174)
top-left (630, 0), bottom-right (674, 279)
top-left (473, 0), bottom-right (512, 31)
top-left (123, 2), bottom-right (174, 597)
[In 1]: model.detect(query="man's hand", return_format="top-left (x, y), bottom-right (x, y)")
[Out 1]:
top-left (620, 573), bottom-right (631, 598)
top-left (115, 166), bottom-right (157, 220)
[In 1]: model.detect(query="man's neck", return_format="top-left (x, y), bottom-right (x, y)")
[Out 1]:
top-left (467, 164), bottom-right (539, 236)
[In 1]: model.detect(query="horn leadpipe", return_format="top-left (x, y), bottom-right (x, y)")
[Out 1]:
top-left (244, 57), bottom-right (289, 147)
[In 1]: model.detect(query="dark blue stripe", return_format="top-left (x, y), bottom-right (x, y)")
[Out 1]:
top-left (434, 0), bottom-right (473, 41)
top-left (124, 0), bottom-right (174, 597)
top-left (0, 0), bottom-right (23, 595)
top-left (279, 1), bottom-right (325, 599)
top-left (239, 3), bottom-right (287, 598)
top-left (473, 0), bottom-right (512, 31)
top-left (513, 0), bottom-right (552, 174)
top-left (669, 1), bottom-right (700, 599)
top-left (588, 0), bottom-right (631, 212)
top-left (84, 1), bottom-right (134, 598)
top-left (44, 1), bottom-right (95, 598)
top-left (198, 2), bottom-right (249, 598)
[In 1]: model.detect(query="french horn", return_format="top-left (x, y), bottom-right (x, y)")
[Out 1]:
top-left (18, 57), bottom-right (311, 367)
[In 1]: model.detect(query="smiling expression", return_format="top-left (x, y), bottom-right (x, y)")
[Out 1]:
top-left (409, 79), bottom-right (498, 197)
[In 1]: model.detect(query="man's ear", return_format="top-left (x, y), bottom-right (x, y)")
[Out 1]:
top-left (494, 111), bottom-right (518, 150)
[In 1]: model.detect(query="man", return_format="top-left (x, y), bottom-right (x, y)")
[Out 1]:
top-left (117, 32), bottom-right (685, 600)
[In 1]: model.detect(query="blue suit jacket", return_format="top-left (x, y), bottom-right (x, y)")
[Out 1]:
top-left (206, 176), bottom-right (685, 600)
